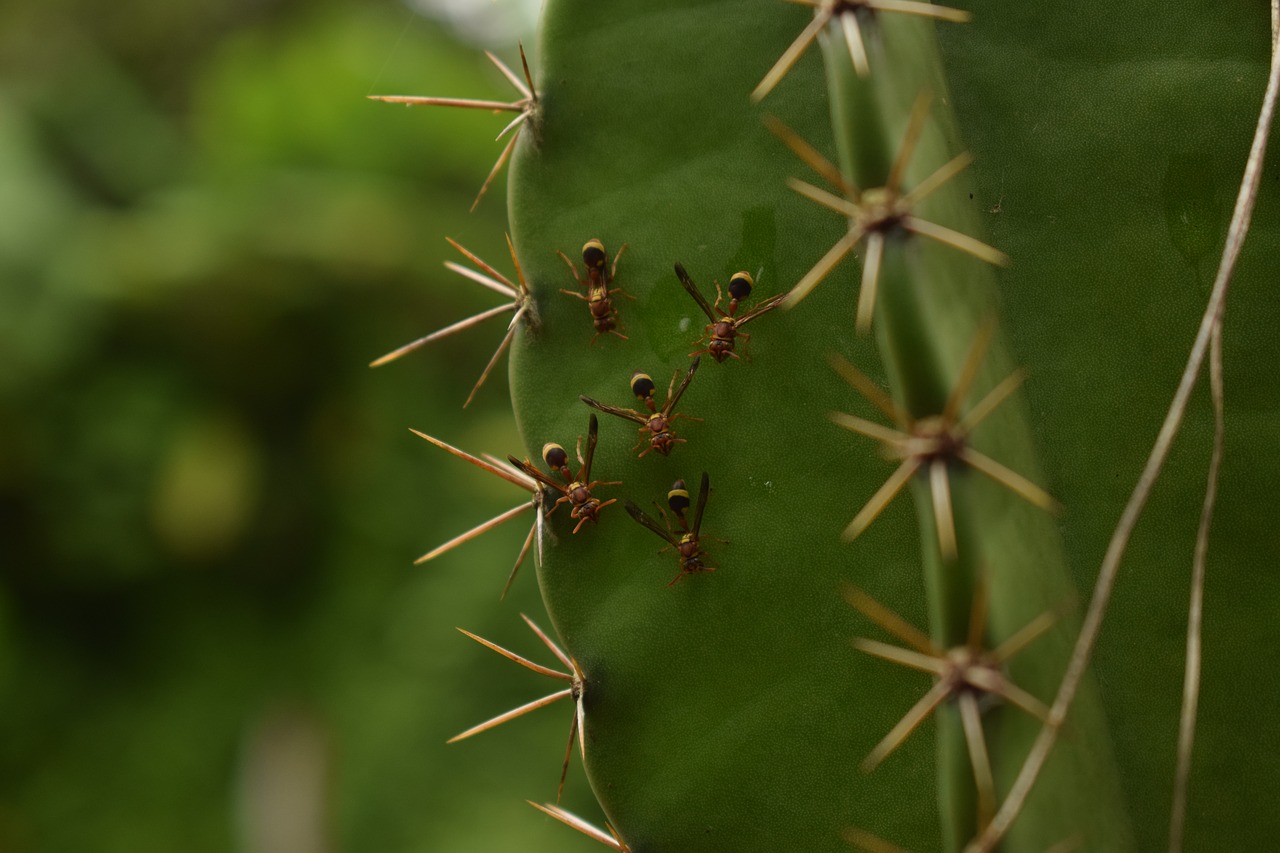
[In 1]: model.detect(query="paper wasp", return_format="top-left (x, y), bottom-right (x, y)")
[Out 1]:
top-left (579, 358), bottom-right (701, 458)
top-left (369, 44), bottom-right (538, 211)
top-left (371, 235), bottom-right (532, 408)
top-left (559, 239), bottom-right (632, 343)
top-left (625, 472), bottom-right (716, 586)
top-left (509, 415), bottom-right (619, 533)
top-left (674, 263), bottom-right (786, 362)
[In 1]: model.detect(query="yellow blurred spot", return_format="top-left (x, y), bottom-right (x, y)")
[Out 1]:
top-left (150, 413), bottom-right (259, 562)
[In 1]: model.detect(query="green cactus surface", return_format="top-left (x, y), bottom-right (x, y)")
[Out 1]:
top-left (397, 0), bottom-right (1280, 850)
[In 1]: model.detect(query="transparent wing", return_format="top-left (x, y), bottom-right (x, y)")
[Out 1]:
top-left (579, 395), bottom-right (646, 425)
top-left (673, 263), bottom-right (717, 321)
top-left (691, 471), bottom-right (711, 538)
top-left (664, 357), bottom-right (701, 415)
top-left (624, 501), bottom-right (680, 548)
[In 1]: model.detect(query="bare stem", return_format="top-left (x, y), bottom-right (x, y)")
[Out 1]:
top-left (1168, 313), bottom-right (1225, 853)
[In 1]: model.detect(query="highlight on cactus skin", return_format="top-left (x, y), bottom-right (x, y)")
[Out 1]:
top-left (845, 584), bottom-right (1055, 830)
top-left (371, 235), bottom-right (533, 408)
top-left (450, 615), bottom-right (586, 803)
top-left (558, 239), bottom-right (633, 343)
top-left (408, 429), bottom-right (548, 598)
top-left (751, 0), bottom-right (972, 99)
top-left (828, 321), bottom-right (1058, 561)
top-left (767, 94), bottom-right (1009, 332)
top-left (368, 44), bottom-right (538, 210)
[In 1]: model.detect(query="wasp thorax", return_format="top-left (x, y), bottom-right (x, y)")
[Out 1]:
top-left (582, 239), bottom-right (607, 270)
top-left (728, 271), bottom-right (754, 301)
top-left (542, 442), bottom-right (569, 471)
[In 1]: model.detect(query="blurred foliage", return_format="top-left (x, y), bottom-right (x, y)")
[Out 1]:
top-left (0, 2), bottom-right (599, 850)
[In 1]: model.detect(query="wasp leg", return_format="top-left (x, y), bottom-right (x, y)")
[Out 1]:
top-left (557, 251), bottom-right (582, 285)
top-left (609, 243), bottom-right (628, 282)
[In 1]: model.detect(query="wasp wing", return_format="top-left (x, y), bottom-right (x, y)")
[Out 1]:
top-left (674, 263), bottom-right (718, 322)
top-left (624, 501), bottom-right (680, 548)
top-left (507, 456), bottom-right (566, 495)
top-left (691, 471), bottom-right (711, 538)
top-left (579, 395), bottom-right (646, 425)
top-left (580, 414), bottom-right (600, 481)
top-left (664, 356), bottom-right (701, 415)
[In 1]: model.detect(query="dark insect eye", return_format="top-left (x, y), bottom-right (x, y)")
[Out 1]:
top-left (542, 442), bottom-right (568, 470)
top-left (728, 271), bottom-right (754, 301)
top-left (582, 240), bottom-right (607, 269)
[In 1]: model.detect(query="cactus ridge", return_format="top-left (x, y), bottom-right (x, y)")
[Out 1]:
top-left (848, 583), bottom-right (1055, 828)
top-left (829, 321), bottom-right (1056, 560)
top-left (752, 0), bottom-right (972, 100)
top-left (769, 93), bottom-right (1008, 329)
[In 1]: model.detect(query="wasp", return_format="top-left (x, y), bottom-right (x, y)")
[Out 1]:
top-left (674, 263), bottom-right (787, 362)
top-left (559, 239), bottom-right (632, 343)
top-left (625, 472), bottom-right (716, 586)
top-left (579, 358), bottom-right (701, 458)
top-left (509, 415), bottom-right (619, 533)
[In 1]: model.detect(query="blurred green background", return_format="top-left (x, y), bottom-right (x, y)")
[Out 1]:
top-left (0, 1), bottom-right (605, 850)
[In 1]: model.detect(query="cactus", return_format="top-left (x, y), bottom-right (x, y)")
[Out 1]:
top-left (379, 1), bottom-right (1280, 850)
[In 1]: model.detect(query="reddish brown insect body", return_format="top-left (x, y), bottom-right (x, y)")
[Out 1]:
top-left (674, 263), bottom-right (786, 362)
top-left (580, 358), bottom-right (701, 458)
top-left (559, 239), bottom-right (632, 343)
top-left (509, 415), bottom-right (619, 534)
top-left (625, 472), bottom-right (716, 586)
